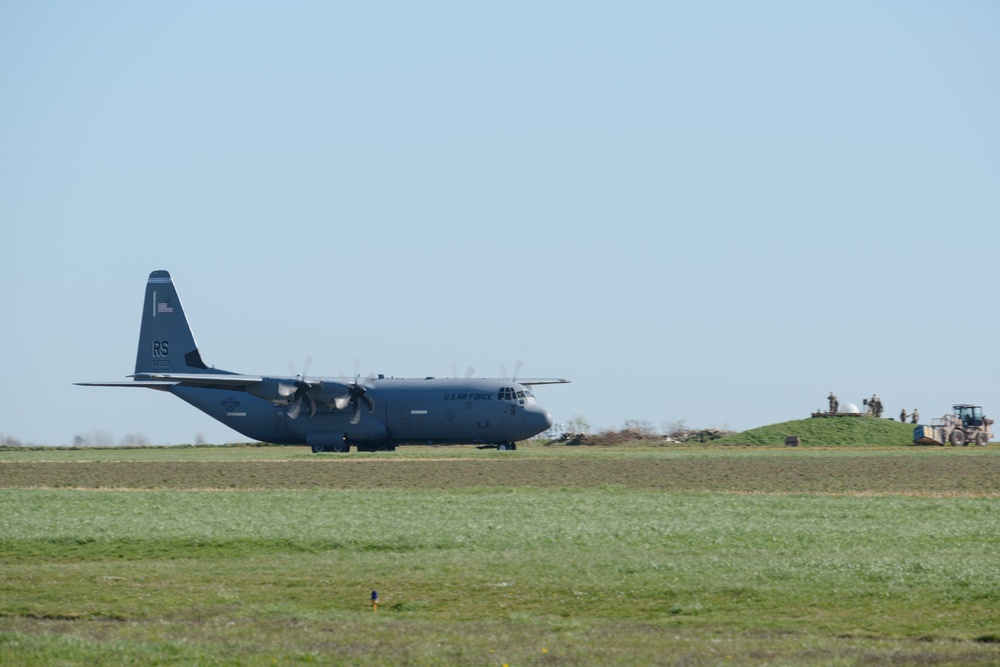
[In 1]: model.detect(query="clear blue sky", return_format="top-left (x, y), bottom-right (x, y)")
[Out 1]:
top-left (2, 1), bottom-right (998, 445)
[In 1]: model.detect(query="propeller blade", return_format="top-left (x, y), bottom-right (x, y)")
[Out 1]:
top-left (287, 396), bottom-right (302, 420)
top-left (450, 362), bottom-right (476, 378)
top-left (285, 357), bottom-right (321, 418)
top-left (350, 400), bottom-right (362, 425)
top-left (362, 394), bottom-right (375, 414)
top-left (501, 361), bottom-right (523, 381)
top-left (334, 395), bottom-right (351, 410)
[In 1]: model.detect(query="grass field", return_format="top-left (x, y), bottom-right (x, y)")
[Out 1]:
top-left (2, 444), bottom-right (1000, 666)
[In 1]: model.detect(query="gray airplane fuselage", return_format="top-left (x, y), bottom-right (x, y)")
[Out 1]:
top-left (173, 377), bottom-right (552, 448)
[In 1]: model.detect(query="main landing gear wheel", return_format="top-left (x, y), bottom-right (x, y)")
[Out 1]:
top-left (310, 439), bottom-right (351, 453)
top-left (496, 441), bottom-right (517, 451)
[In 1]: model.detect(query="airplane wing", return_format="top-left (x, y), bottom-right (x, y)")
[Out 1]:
top-left (78, 373), bottom-right (351, 397)
top-left (518, 379), bottom-right (571, 386)
top-left (76, 374), bottom-right (268, 391)
top-left (78, 372), bottom-right (355, 421)
top-left (130, 373), bottom-right (266, 387)
top-left (75, 380), bottom-right (178, 391)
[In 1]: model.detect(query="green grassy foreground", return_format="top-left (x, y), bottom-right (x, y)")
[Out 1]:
top-left (2, 447), bottom-right (999, 665)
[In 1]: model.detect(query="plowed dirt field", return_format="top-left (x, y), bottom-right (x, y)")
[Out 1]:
top-left (4, 453), bottom-right (1000, 495)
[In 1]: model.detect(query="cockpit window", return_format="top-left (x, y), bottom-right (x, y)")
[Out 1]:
top-left (499, 387), bottom-right (522, 401)
top-left (498, 387), bottom-right (534, 402)
top-left (496, 387), bottom-right (536, 405)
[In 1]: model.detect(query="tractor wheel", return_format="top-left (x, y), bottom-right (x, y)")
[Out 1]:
top-left (949, 429), bottom-right (967, 447)
top-left (976, 432), bottom-right (989, 446)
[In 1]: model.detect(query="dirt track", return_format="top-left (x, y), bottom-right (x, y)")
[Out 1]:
top-left (4, 455), bottom-right (1000, 495)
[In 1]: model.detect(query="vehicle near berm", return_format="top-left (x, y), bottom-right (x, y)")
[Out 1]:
top-left (913, 404), bottom-right (993, 446)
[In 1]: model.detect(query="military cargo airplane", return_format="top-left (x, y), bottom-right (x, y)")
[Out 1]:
top-left (78, 271), bottom-right (568, 452)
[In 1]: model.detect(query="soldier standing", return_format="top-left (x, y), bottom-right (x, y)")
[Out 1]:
top-left (828, 392), bottom-right (839, 414)
top-left (900, 408), bottom-right (907, 423)
top-left (911, 409), bottom-right (919, 424)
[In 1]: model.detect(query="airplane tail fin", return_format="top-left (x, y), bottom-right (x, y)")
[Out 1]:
top-left (135, 270), bottom-right (213, 376)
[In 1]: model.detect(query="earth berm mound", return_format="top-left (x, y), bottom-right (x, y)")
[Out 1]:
top-left (713, 415), bottom-right (917, 447)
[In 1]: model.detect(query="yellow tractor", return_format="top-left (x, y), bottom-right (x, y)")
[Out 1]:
top-left (913, 404), bottom-right (993, 446)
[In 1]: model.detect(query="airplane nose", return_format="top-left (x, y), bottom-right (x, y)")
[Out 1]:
top-left (522, 407), bottom-right (553, 436)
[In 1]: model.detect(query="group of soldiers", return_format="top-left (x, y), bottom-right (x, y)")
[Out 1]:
top-left (826, 392), bottom-right (919, 424)
top-left (865, 394), bottom-right (884, 418)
